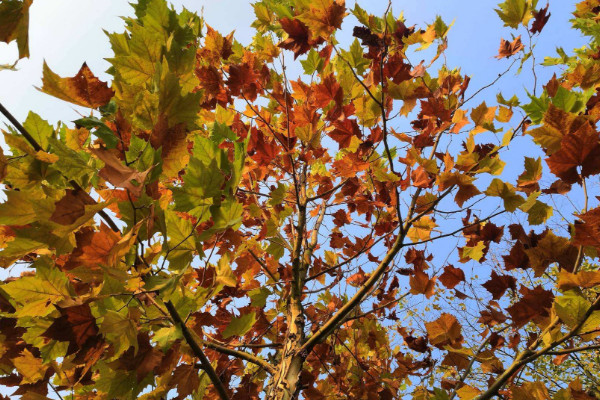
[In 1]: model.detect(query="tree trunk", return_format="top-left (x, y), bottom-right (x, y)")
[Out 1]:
top-left (266, 289), bottom-right (306, 399)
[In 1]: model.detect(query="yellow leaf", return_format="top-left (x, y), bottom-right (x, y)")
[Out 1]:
top-left (12, 349), bottom-right (48, 384)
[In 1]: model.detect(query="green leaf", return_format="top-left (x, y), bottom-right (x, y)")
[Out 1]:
top-left (223, 312), bottom-right (256, 339)
top-left (3, 259), bottom-right (72, 303)
top-left (495, 0), bottom-right (534, 29)
top-left (23, 111), bottom-right (53, 150)
top-left (74, 117), bottom-right (119, 149)
top-left (484, 179), bottom-right (525, 212)
top-left (0, 190), bottom-right (36, 225)
top-left (301, 49), bottom-right (324, 75)
top-left (554, 291), bottom-right (590, 330)
top-left (100, 310), bottom-right (138, 357)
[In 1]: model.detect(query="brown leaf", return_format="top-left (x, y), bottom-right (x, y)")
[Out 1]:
top-left (425, 313), bottom-right (463, 348)
top-left (43, 304), bottom-right (100, 354)
top-left (530, 4), bottom-right (551, 35)
top-left (496, 36), bottom-right (524, 59)
top-left (438, 265), bottom-right (465, 289)
top-left (507, 286), bottom-right (554, 328)
top-left (409, 271), bottom-right (436, 298)
top-left (40, 62), bottom-right (114, 108)
top-left (482, 271), bottom-right (517, 300)
top-left (278, 18), bottom-right (323, 59)
top-left (573, 207), bottom-right (600, 249)
top-left (50, 189), bottom-right (96, 225)
top-left (90, 147), bottom-right (152, 197)
top-left (546, 122), bottom-right (600, 184)
top-left (558, 269), bottom-right (600, 290)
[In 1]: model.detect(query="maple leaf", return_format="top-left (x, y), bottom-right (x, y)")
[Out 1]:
top-left (425, 313), bottom-right (463, 349)
top-left (43, 304), bottom-right (100, 354)
top-left (409, 271), bottom-right (436, 298)
top-left (353, 26), bottom-right (382, 48)
top-left (546, 122), bottom-right (600, 184)
top-left (439, 265), bottom-right (465, 289)
top-left (573, 207), bottom-right (600, 249)
top-left (40, 62), bottom-right (114, 108)
top-left (496, 36), bottom-right (524, 59)
top-left (278, 18), bottom-right (323, 59)
top-left (0, 0), bottom-right (32, 59)
top-left (91, 147), bottom-right (153, 197)
top-left (329, 118), bottom-right (361, 149)
top-left (507, 285), bottom-right (554, 328)
top-left (530, 3), bottom-right (550, 34)
top-left (482, 271), bottom-right (517, 300)
top-left (50, 189), bottom-right (96, 226)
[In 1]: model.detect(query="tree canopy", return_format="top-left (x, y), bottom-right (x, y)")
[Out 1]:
top-left (0, 0), bottom-right (600, 399)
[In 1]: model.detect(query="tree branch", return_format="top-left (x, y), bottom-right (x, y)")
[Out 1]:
top-left (164, 301), bottom-right (231, 400)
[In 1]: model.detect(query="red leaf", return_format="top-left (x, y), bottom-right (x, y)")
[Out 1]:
top-left (329, 118), bottom-right (360, 149)
top-left (507, 286), bottom-right (554, 328)
top-left (482, 271), bottom-right (517, 300)
top-left (278, 18), bottom-right (323, 59)
top-left (530, 4), bottom-right (551, 35)
top-left (439, 265), bottom-right (465, 289)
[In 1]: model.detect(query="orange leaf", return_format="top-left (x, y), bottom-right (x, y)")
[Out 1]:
top-left (40, 62), bottom-right (114, 108)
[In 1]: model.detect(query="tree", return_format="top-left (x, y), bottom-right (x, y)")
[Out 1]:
top-left (0, 0), bottom-right (599, 399)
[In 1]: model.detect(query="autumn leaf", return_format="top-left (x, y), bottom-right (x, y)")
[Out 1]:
top-left (425, 313), bottom-right (463, 348)
top-left (50, 189), bottom-right (97, 225)
top-left (496, 36), bottom-right (524, 59)
top-left (0, 0), bottom-right (32, 59)
top-left (530, 3), bottom-right (550, 34)
top-left (278, 18), bottom-right (323, 59)
top-left (40, 62), bottom-right (115, 108)
top-left (439, 265), bottom-right (465, 289)
top-left (90, 147), bottom-right (153, 197)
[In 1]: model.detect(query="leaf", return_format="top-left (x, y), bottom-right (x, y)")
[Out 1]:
top-left (496, 36), bottom-right (524, 59)
top-left (222, 312), bottom-right (256, 338)
top-left (215, 256), bottom-right (236, 288)
top-left (482, 271), bottom-right (517, 300)
top-left (39, 62), bottom-right (115, 108)
top-left (407, 216), bottom-right (437, 243)
top-left (12, 349), bottom-right (48, 384)
top-left (511, 382), bottom-right (549, 400)
top-left (495, 0), bottom-right (534, 29)
top-left (554, 291), bottom-right (590, 329)
top-left (558, 270), bottom-right (600, 291)
top-left (507, 286), bottom-right (554, 328)
top-left (546, 122), bottom-right (600, 184)
top-left (484, 179), bottom-right (525, 212)
top-left (425, 313), bottom-right (463, 348)
top-left (99, 310), bottom-right (138, 356)
top-left (90, 147), bottom-right (152, 197)
top-left (439, 265), bottom-right (465, 289)
top-left (3, 261), bottom-right (72, 303)
top-left (23, 111), bottom-right (53, 150)
top-left (43, 304), bottom-right (100, 349)
top-left (0, 0), bottom-right (32, 59)
top-left (461, 241), bottom-right (486, 262)
top-left (278, 18), bottom-right (322, 59)
top-left (530, 3), bottom-right (550, 34)
top-left (50, 189), bottom-right (96, 225)
top-left (409, 271), bottom-right (436, 298)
